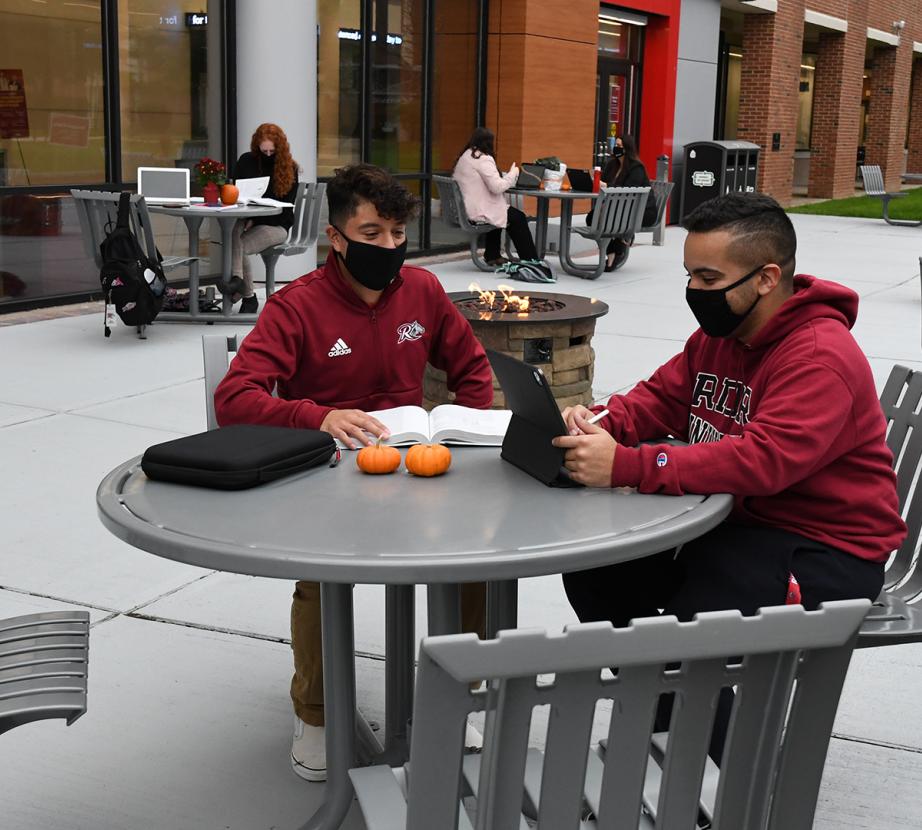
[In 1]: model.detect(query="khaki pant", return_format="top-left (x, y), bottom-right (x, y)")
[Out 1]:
top-left (230, 221), bottom-right (287, 296)
top-left (290, 580), bottom-right (487, 726)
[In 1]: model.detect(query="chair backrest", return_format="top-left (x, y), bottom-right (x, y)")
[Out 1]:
top-left (641, 180), bottom-right (674, 231)
top-left (878, 364), bottom-right (922, 597)
top-left (70, 189), bottom-right (159, 269)
top-left (203, 334), bottom-right (239, 430)
top-left (590, 186), bottom-right (650, 239)
top-left (403, 601), bottom-right (869, 830)
top-left (432, 175), bottom-right (481, 232)
top-left (284, 181), bottom-right (327, 252)
top-left (0, 610), bottom-right (90, 736)
top-left (860, 164), bottom-right (885, 196)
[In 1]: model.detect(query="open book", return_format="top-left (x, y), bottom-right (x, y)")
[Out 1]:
top-left (352, 404), bottom-right (512, 447)
top-left (234, 176), bottom-right (294, 208)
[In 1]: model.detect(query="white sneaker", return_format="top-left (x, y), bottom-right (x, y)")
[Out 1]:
top-left (291, 717), bottom-right (327, 782)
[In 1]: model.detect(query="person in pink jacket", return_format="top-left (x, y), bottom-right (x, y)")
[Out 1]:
top-left (452, 127), bottom-right (539, 266)
top-left (554, 191), bottom-right (905, 761)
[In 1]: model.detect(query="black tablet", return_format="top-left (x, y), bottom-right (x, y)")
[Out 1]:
top-left (487, 349), bottom-right (579, 487)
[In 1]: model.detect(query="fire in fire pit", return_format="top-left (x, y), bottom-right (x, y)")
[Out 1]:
top-left (458, 283), bottom-right (566, 318)
top-left (424, 289), bottom-right (610, 410)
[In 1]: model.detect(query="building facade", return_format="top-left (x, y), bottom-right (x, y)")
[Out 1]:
top-left (0, 0), bottom-right (918, 310)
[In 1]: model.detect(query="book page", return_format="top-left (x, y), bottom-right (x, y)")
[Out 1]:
top-left (249, 196), bottom-right (294, 208)
top-left (365, 405), bottom-right (431, 446)
top-left (428, 405), bottom-right (511, 446)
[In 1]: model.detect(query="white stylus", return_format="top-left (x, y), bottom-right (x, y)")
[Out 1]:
top-left (586, 409), bottom-right (610, 425)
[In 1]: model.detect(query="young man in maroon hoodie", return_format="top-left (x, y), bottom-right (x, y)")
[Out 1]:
top-left (555, 192), bottom-right (904, 638)
top-left (554, 191), bottom-right (905, 758)
top-left (214, 164), bottom-right (493, 782)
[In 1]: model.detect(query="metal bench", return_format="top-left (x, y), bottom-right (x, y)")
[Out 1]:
top-left (859, 363), bottom-right (922, 646)
top-left (859, 165), bottom-right (921, 227)
top-left (432, 175), bottom-right (504, 272)
top-left (565, 186), bottom-right (650, 279)
top-left (0, 610), bottom-right (90, 736)
top-left (638, 179), bottom-right (674, 235)
top-left (349, 601), bottom-right (869, 830)
top-left (258, 181), bottom-right (326, 296)
top-left (71, 189), bottom-right (200, 338)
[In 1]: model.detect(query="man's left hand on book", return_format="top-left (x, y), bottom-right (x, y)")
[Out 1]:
top-left (320, 409), bottom-right (390, 450)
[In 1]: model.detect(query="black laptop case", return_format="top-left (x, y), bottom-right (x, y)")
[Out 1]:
top-left (141, 424), bottom-right (337, 490)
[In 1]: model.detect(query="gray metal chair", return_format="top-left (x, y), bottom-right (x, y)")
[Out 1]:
top-left (432, 175), bottom-right (502, 272)
top-left (859, 165), bottom-right (921, 227)
top-left (565, 186), bottom-right (650, 279)
top-left (350, 600), bottom-right (869, 830)
top-left (859, 364), bottom-right (922, 646)
top-left (203, 333), bottom-right (239, 431)
top-left (0, 610), bottom-right (90, 736)
top-left (258, 181), bottom-right (326, 296)
top-left (638, 180), bottom-right (674, 235)
top-left (71, 189), bottom-right (200, 338)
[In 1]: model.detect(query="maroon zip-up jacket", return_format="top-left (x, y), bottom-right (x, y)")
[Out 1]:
top-left (215, 257), bottom-right (493, 428)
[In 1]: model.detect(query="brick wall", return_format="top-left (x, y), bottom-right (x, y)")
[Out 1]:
top-left (807, 6), bottom-right (867, 198)
top-left (865, 40), bottom-right (914, 189)
top-left (737, 0), bottom-right (805, 202)
top-left (908, 58), bottom-right (922, 172)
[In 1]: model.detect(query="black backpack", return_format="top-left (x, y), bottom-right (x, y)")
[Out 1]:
top-left (99, 192), bottom-right (167, 337)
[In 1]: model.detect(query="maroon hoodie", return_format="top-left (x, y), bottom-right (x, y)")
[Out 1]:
top-left (602, 275), bottom-right (905, 562)
top-left (215, 257), bottom-right (493, 428)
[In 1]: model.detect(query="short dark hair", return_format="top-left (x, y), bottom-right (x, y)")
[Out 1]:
top-left (683, 193), bottom-right (797, 279)
top-left (327, 164), bottom-right (420, 227)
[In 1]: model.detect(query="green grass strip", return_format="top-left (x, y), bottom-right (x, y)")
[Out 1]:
top-left (787, 187), bottom-right (922, 219)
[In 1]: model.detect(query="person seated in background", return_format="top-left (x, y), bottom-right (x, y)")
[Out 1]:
top-left (555, 192), bottom-right (905, 759)
top-left (221, 122), bottom-right (300, 314)
top-left (591, 135), bottom-right (658, 271)
top-left (452, 127), bottom-right (539, 267)
top-left (214, 163), bottom-right (492, 783)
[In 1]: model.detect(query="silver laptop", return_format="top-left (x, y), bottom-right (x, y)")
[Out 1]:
top-left (137, 167), bottom-right (191, 205)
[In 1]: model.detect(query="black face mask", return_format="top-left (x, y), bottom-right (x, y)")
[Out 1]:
top-left (685, 264), bottom-right (764, 337)
top-left (612, 146), bottom-right (625, 158)
top-left (332, 225), bottom-right (407, 292)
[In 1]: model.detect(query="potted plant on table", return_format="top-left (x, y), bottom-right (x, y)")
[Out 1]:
top-left (194, 157), bottom-right (227, 205)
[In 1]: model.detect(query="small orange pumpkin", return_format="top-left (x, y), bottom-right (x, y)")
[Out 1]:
top-left (405, 444), bottom-right (452, 477)
top-left (356, 442), bottom-right (401, 474)
top-left (220, 183), bottom-right (239, 205)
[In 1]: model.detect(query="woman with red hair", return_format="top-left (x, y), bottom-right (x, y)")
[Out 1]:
top-left (222, 123), bottom-right (300, 313)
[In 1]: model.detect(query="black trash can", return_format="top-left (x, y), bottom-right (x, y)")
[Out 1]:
top-left (679, 140), bottom-right (761, 222)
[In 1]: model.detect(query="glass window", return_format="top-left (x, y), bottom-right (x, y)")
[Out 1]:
top-left (369, 0), bottom-right (423, 172)
top-left (118, 0), bottom-right (213, 181)
top-left (0, 0), bottom-right (105, 186)
top-left (795, 55), bottom-right (816, 150)
top-left (318, 0), bottom-right (362, 177)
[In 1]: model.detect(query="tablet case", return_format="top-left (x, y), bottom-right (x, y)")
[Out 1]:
top-left (487, 349), bottom-right (579, 487)
top-left (141, 424), bottom-right (337, 490)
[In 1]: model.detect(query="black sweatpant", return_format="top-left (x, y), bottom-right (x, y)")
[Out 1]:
top-left (562, 522), bottom-right (884, 761)
top-left (483, 206), bottom-right (538, 261)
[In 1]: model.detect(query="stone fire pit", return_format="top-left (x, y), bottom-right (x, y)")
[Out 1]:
top-left (424, 288), bottom-right (610, 410)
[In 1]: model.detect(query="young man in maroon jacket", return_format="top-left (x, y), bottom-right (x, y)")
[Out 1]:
top-left (215, 164), bottom-right (493, 782)
top-left (553, 193), bottom-right (905, 755)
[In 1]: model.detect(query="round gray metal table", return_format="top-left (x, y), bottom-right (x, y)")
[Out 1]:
top-left (148, 203), bottom-right (281, 323)
top-left (508, 188), bottom-right (599, 268)
top-left (97, 447), bottom-right (732, 830)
